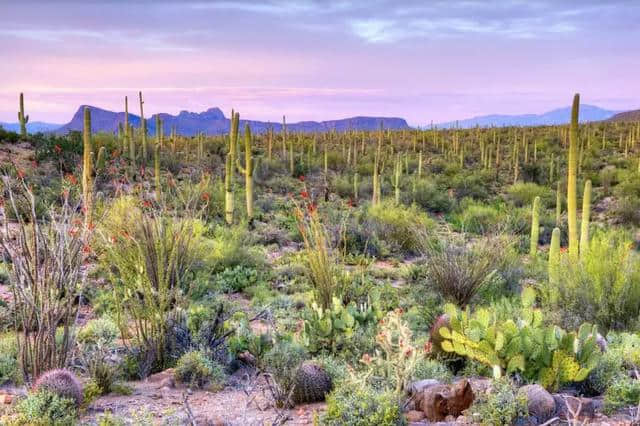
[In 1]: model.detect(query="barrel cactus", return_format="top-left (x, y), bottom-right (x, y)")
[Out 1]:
top-left (292, 362), bottom-right (332, 404)
top-left (33, 369), bottom-right (83, 407)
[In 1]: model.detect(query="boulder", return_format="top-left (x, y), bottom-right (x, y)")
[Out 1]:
top-left (418, 379), bottom-right (474, 421)
top-left (519, 384), bottom-right (555, 422)
top-left (553, 394), bottom-right (596, 420)
top-left (405, 410), bottom-right (425, 422)
top-left (409, 379), bottom-right (441, 396)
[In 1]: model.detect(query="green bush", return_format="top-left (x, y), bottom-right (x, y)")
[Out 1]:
top-left (263, 339), bottom-right (308, 408)
top-left (506, 182), bottom-right (553, 207)
top-left (213, 265), bottom-right (260, 293)
top-left (12, 389), bottom-right (78, 426)
top-left (583, 350), bottom-right (624, 396)
top-left (470, 378), bottom-right (527, 426)
top-left (603, 377), bottom-right (640, 414)
top-left (452, 202), bottom-right (505, 235)
top-left (77, 317), bottom-right (119, 346)
top-left (174, 350), bottom-right (226, 390)
top-left (322, 379), bottom-right (405, 426)
top-left (543, 229), bottom-right (640, 331)
top-left (0, 336), bottom-right (19, 385)
top-left (411, 358), bottom-right (453, 383)
top-left (410, 179), bottom-right (453, 213)
top-left (367, 201), bottom-right (434, 255)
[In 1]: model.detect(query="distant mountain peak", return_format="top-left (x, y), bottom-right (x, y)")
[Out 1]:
top-left (54, 105), bottom-right (409, 135)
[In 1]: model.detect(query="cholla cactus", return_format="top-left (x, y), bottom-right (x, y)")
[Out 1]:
top-left (33, 369), bottom-right (83, 407)
top-left (361, 309), bottom-right (418, 394)
top-left (18, 92), bottom-right (29, 138)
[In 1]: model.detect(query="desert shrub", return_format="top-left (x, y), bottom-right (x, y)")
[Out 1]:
top-left (33, 369), bottom-right (83, 407)
top-left (410, 179), bottom-right (453, 213)
top-left (76, 317), bottom-right (120, 394)
top-left (583, 350), bottom-right (624, 396)
top-left (0, 126), bottom-right (20, 143)
top-left (603, 376), bottom-right (640, 414)
top-left (206, 225), bottom-right (263, 274)
top-left (470, 378), bottom-right (527, 426)
top-left (506, 182), bottom-right (553, 207)
top-left (0, 182), bottom-right (88, 382)
top-left (0, 335), bottom-right (19, 385)
top-left (614, 196), bottom-right (640, 226)
top-left (412, 358), bottom-right (453, 383)
top-left (174, 350), bottom-right (226, 390)
top-left (262, 339), bottom-right (308, 408)
top-left (424, 235), bottom-right (511, 307)
top-left (367, 201), bottom-right (434, 254)
top-left (448, 171), bottom-right (491, 201)
top-left (322, 379), bottom-right (405, 426)
top-left (32, 132), bottom-right (82, 172)
top-left (101, 206), bottom-right (204, 371)
top-left (542, 229), bottom-right (640, 331)
top-left (213, 265), bottom-right (260, 293)
top-left (11, 389), bottom-right (78, 426)
top-left (452, 202), bottom-right (505, 235)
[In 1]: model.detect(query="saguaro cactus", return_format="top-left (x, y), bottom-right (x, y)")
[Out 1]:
top-left (580, 179), bottom-right (592, 259)
top-left (139, 92), bottom-right (147, 164)
top-left (567, 94), bottom-right (580, 261)
top-left (154, 143), bottom-right (161, 196)
top-left (548, 227), bottom-right (561, 292)
top-left (236, 124), bottom-right (254, 220)
top-left (82, 107), bottom-right (93, 225)
top-left (530, 196), bottom-right (540, 256)
top-left (225, 112), bottom-right (239, 225)
top-left (393, 153), bottom-right (401, 204)
top-left (556, 181), bottom-right (562, 226)
top-left (96, 146), bottom-right (106, 173)
top-left (18, 93), bottom-right (29, 138)
top-left (372, 124), bottom-right (383, 206)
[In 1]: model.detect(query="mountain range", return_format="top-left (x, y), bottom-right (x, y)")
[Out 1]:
top-left (607, 109), bottom-right (640, 122)
top-left (0, 121), bottom-right (62, 133)
top-left (52, 106), bottom-right (409, 136)
top-left (435, 105), bottom-right (620, 129)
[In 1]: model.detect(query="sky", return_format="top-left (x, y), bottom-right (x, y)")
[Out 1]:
top-left (1, 0), bottom-right (639, 126)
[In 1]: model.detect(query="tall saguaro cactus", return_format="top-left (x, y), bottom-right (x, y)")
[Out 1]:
top-left (225, 111), bottom-right (240, 225)
top-left (82, 107), bottom-right (93, 226)
top-left (548, 228), bottom-right (561, 293)
top-left (18, 93), bottom-right (29, 138)
top-left (237, 124), bottom-right (254, 220)
top-left (567, 94), bottom-right (580, 261)
top-left (530, 196), bottom-right (540, 256)
top-left (139, 92), bottom-right (147, 164)
top-left (580, 179), bottom-right (592, 259)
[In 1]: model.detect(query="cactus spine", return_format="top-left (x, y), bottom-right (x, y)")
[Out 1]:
top-left (579, 180), bottom-right (592, 259)
top-left (18, 93), bottom-right (29, 138)
top-left (82, 107), bottom-right (93, 226)
top-left (567, 94), bottom-right (580, 261)
top-left (530, 196), bottom-right (540, 256)
top-left (236, 124), bottom-right (254, 220)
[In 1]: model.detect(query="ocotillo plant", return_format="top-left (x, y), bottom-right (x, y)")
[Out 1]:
top-left (18, 93), bottom-right (29, 138)
top-left (82, 106), bottom-right (93, 226)
top-left (236, 124), bottom-right (255, 220)
top-left (580, 179), bottom-right (592, 259)
top-left (530, 196), bottom-right (540, 256)
top-left (567, 94), bottom-right (580, 261)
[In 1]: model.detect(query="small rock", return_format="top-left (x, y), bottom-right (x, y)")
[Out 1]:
top-left (409, 379), bottom-right (441, 396)
top-left (405, 410), bottom-right (425, 422)
top-left (519, 384), bottom-right (555, 421)
top-left (2, 394), bottom-right (13, 404)
top-left (419, 379), bottom-right (474, 422)
top-left (159, 376), bottom-right (175, 389)
top-left (553, 394), bottom-right (596, 419)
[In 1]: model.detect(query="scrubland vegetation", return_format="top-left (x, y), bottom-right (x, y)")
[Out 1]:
top-left (1, 92), bottom-right (640, 424)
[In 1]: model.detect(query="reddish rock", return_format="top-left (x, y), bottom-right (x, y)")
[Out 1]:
top-left (405, 410), bottom-right (425, 422)
top-left (418, 379), bottom-right (474, 422)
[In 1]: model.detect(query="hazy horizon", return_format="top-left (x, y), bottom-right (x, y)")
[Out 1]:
top-left (2, 0), bottom-right (639, 126)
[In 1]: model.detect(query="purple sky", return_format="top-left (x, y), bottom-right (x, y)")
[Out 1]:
top-left (1, 0), bottom-right (639, 126)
